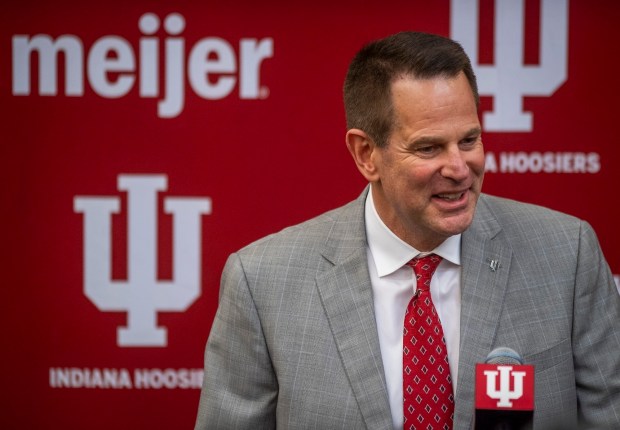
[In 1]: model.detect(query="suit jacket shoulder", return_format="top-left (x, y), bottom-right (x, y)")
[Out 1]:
top-left (235, 189), bottom-right (368, 275)
top-left (475, 193), bottom-right (582, 236)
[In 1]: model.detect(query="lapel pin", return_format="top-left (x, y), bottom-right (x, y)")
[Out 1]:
top-left (488, 259), bottom-right (500, 272)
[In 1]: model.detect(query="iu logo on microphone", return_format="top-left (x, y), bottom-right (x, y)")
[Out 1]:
top-left (476, 364), bottom-right (535, 410)
top-left (450, 0), bottom-right (569, 132)
top-left (74, 174), bottom-right (211, 347)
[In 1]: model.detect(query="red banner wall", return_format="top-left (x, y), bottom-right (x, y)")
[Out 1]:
top-left (2, 0), bottom-right (619, 428)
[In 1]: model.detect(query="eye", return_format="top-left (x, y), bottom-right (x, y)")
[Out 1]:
top-left (460, 135), bottom-right (480, 149)
top-left (414, 144), bottom-right (440, 157)
top-left (418, 145), bottom-right (436, 154)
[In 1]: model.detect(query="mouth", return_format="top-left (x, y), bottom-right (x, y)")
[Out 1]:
top-left (435, 191), bottom-right (466, 201)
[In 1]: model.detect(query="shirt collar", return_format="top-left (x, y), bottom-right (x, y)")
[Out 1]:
top-left (364, 189), bottom-right (461, 277)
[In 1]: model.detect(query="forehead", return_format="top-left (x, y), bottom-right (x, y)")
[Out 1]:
top-left (389, 73), bottom-right (479, 130)
top-left (390, 73), bottom-right (476, 109)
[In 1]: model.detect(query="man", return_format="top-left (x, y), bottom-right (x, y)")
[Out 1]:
top-left (195, 32), bottom-right (620, 430)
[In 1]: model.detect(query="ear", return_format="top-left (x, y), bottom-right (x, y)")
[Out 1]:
top-left (345, 128), bottom-right (380, 182)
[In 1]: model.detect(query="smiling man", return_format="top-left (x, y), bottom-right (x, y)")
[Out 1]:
top-left (195, 32), bottom-right (620, 430)
top-left (346, 72), bottom-right (484, 251)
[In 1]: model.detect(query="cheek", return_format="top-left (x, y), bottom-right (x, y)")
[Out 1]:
top-left (384, 158), bottom-right (435, 192)
top-left (468, 150), bottom-right (486, 174)
top-left (391, 169), bottom-right (424, 192)
top-left (407, 165), bottom-right (437, 185)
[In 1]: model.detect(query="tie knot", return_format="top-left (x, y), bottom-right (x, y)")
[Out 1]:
top-left (407, 254), bottom-right (442, 292)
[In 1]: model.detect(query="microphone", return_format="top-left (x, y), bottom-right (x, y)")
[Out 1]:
top-left (474, 347), bottom-right (534, 430)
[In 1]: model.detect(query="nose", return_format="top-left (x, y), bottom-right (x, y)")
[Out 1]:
top-left (440, 146), bottom-right (470, 181)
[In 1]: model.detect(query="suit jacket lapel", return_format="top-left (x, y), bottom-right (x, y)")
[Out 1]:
top-left (315, 189), bottom-right (394, 430)
top-left (453, 195), bottom-right (513, 429)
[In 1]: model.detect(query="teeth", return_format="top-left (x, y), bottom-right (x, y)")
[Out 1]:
top-left (437, 193), bottom-right (461, 201)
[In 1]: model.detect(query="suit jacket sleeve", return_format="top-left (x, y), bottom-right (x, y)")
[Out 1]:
top-left (195, 252), bottom-right (278, 430)
top-left (572, 221), bottom-right (620, 427)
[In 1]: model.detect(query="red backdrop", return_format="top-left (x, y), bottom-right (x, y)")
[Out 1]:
top-left (2, 0), bottom-right (618, 428)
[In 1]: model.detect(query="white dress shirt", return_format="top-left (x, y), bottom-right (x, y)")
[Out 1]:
top-left (364, 191), bottom-right (462, 430)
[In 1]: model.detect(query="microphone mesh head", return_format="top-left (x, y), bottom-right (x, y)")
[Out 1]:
top-left (485, 347), bottom-right (524, 365)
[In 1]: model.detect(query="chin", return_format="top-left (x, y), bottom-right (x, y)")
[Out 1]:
top-left (437, 214), bottom-right (475, 236)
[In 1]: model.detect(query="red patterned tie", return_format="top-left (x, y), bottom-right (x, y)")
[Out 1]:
top-left (403, 254), bottom-right (454, 430)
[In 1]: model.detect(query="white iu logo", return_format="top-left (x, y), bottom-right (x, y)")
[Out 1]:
top-left (450, 0), bottom-right (569, 132)
top-left (483, 365), bottom-right (526, 407)
top-left (74, 174), bottom-right (211, 347)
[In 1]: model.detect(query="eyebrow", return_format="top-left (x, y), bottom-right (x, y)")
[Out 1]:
top-left (465, 127), bottom-right (483, 137)
top-left (411, 127), bottom-right (482, 146)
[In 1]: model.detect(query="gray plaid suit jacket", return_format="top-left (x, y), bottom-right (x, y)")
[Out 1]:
top-left (195, 188), bottom-right (620, 430)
